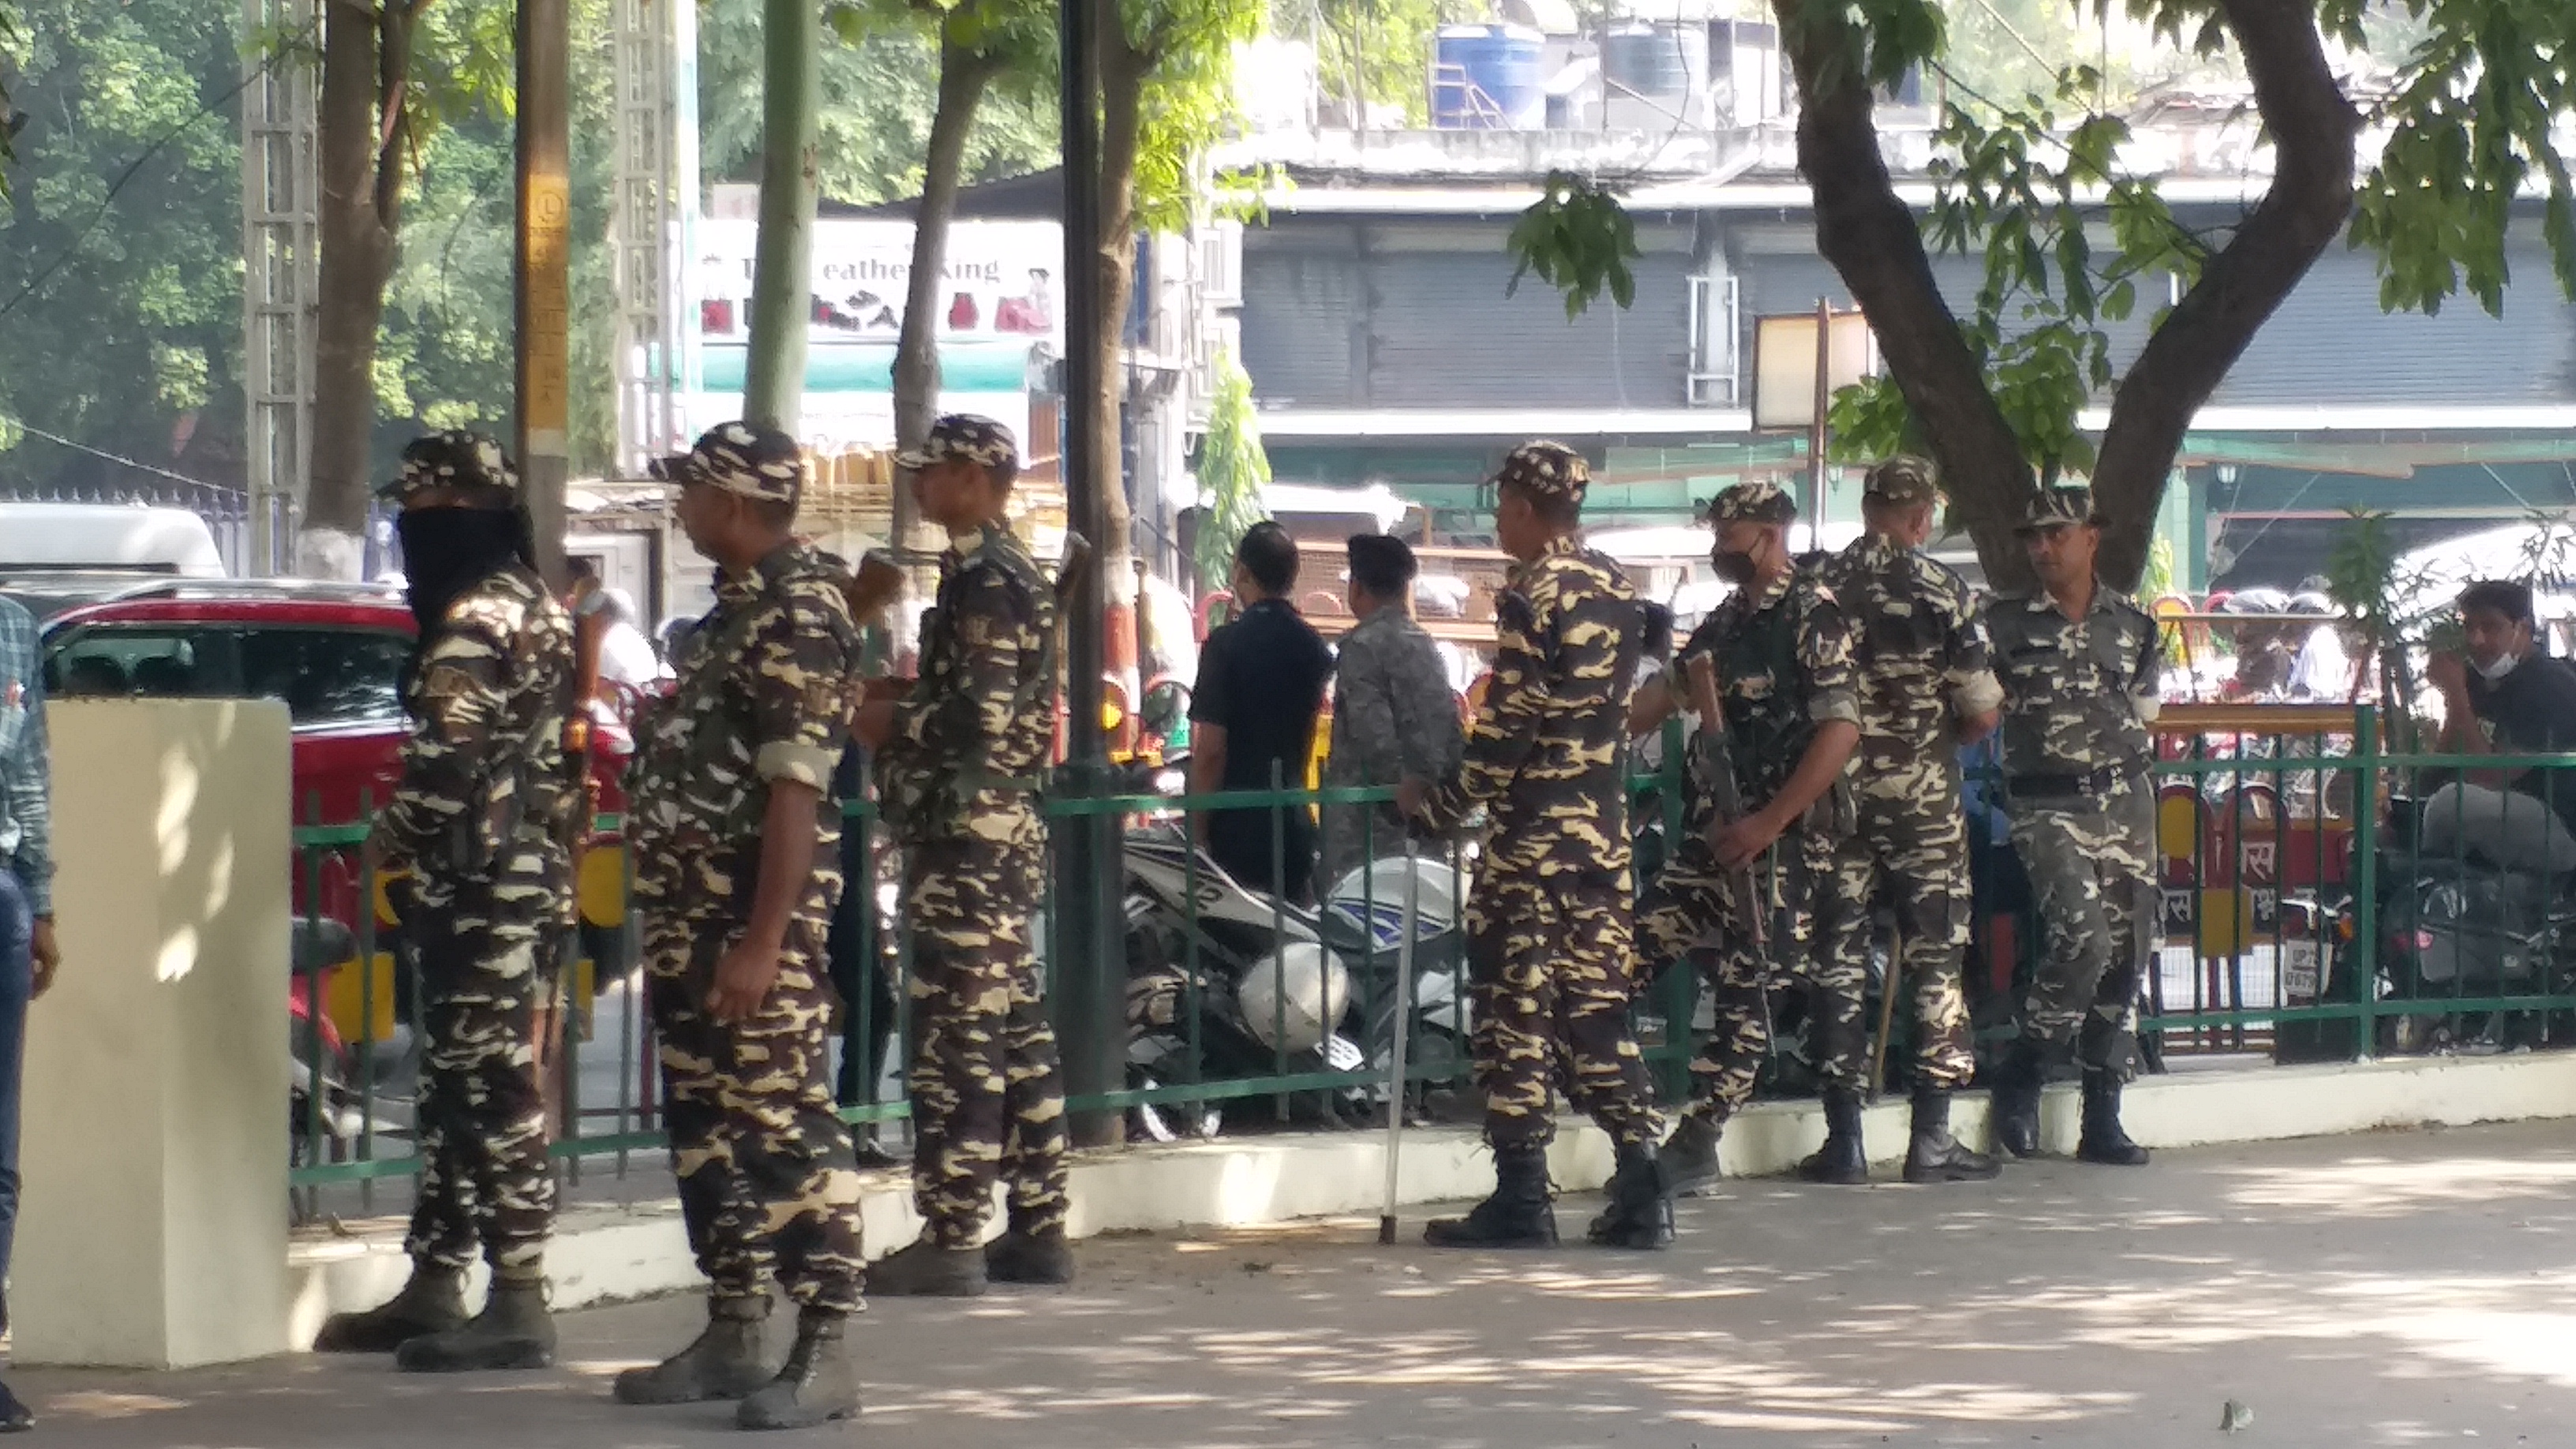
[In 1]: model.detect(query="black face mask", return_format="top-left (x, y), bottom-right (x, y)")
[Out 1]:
top-left (396, 507), bottom-right (530, 641)
top-left (1711, 547), bottom-right (1759, 587)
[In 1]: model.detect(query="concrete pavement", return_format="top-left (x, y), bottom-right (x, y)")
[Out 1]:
top-left (26, 1118), bottom-right (2576, 1447)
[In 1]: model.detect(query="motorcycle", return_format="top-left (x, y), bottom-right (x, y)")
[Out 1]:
top-left (1118, 819), bottom-right (1467, 1140)
top-left (2278, 796), bottom-right (2576, 1059)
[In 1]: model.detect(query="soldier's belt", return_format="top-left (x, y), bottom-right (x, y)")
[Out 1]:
top-left (2007, 766), bottom-right (2136, 799)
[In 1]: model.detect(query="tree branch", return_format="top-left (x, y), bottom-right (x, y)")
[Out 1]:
top-left (370, 0), bottom-right (425, 230)
top-left (2088, 0), bottom-right (2357, 586)
top-left (1772, 0), bottom-right (2035, 583)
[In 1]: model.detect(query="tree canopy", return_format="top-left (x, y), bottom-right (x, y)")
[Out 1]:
top-left (1513, 0), bottom-right (2576, 588)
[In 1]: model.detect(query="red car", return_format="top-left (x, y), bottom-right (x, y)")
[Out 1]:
top-left (1, 573), bottom-right (631, 923)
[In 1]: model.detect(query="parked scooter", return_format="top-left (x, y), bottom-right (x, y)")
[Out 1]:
top-left (1119, 820), bottom-right (1466, 1140)
top-left (289, 915), bottom-right (418, 1168)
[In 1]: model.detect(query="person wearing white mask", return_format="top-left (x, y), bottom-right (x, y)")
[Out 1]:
top-left (2422, 580), bottom-right (2576, 874)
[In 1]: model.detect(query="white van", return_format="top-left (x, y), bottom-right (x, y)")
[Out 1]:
top-left (0, 502), bottom-right (227, 577)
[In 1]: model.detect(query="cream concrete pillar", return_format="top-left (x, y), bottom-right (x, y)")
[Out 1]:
top-left (16, 700), bottom-right (291, 1368)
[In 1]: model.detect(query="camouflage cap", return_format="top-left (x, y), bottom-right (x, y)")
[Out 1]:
top-left (1709, 480), bottom-right (1798, 527)
top-left (1863, 454), bottom-right (1940, 507)
top-left (2015, 484), bottom-right (2100, 533)
top-left (380, 430), bottom-right (517, 500)
top-left (897, 413), bottom-right (1020, 472)
top-left (680, 421), bottom-right (804, 504)
top-left (1491, 440), bottom-right (1589, 504)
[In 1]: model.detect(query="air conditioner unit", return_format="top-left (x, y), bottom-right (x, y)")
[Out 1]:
top-left (1199, 219), bottom-right (1244, 308)
top-left (1192, 313), bottom-right (1242, 424)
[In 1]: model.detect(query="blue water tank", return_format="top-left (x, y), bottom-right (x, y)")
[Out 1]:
top-left (1432, 24), bottom-right (1544, 130)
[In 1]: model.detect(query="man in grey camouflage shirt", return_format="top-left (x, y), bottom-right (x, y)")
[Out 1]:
top-left (1980, 485), bottom-right (2162, 1169)
top-left (1320, 534), bottom-right (1461, 893)
top-left (1814, 456), bottom-right (2003, 1185)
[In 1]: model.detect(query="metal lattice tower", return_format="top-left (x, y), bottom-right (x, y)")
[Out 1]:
top-left (612, 0), bottom-right (691, 474)
top-left (239, 0), bottom-right (322, 575)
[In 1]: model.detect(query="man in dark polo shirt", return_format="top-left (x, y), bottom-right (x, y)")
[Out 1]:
top-left (2424, 579), bottom-right (2576, 874)
top-left (1191, 522), bottom-right (1334, 900)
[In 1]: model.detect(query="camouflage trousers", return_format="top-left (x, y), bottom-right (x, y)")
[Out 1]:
top-left (904, 839), bottom-right (1069, 1248)
top-left (642, 905), bottom-right (867, 1315)
top-left (1817, 768), bottom-right (1977, 1092)
top-left (1635, 826), bottom-right (1833, 1129)
top-left (405, 913), bottom-right (556, 1275)
top-left (1465, 867), bottom-right (1663, 1151)
top-left (2009, 784), bottom-right (2157, 1077)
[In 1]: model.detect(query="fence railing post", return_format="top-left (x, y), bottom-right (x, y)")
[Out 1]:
top-left (2350, 702), bottom-right (2380, 1060)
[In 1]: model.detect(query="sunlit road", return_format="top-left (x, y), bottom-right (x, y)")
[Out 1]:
top-left (43, 1117), bottom-right (2576, 1447)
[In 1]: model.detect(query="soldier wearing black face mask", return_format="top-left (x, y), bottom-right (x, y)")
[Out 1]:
top-left (317, 432), bottom-right (578, 1372)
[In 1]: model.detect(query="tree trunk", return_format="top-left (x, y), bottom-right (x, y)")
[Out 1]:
top-left (1772, 0), bottom-right (2358, 592)
top-left (1773, 0), bottom-right (2033, 587)
top-left (743, 0), bottom-right (820, 432)
top-left (1092, 6), bottom-right (1145, 683)
top-left (2085, 0), bottom-right (2357, 587)
top-left (305, 0), bottom-right (417, 578)
top-left (891, 35), bottom-right (1001, 561)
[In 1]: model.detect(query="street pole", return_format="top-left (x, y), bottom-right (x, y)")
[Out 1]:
top-left (517, 0), bottom-right (572, 582)
top-left (743, 0), bottom-right (818, 433)
top-left (1056, 0), bottom-right (1125, 1148)
top-left (1808, 295), bottom-right (1831, 543)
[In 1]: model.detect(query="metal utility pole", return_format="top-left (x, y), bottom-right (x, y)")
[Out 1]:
top-left (518, 0), bottom-right (573, 581)
top-left (1055, 0), bottom-right (1125, 1148)
top-left (1808, 295), bottom-right (1832, 539)
top-left (241, 0), bottom-right (321, 575)
top-left (743, 0), bottom-right (818, 432)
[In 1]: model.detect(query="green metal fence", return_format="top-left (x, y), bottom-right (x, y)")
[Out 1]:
top-left (283, 707), bottom-right (2576, 1207)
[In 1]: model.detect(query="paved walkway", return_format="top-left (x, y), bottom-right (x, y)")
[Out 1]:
top-left (28, 1119), bottom-right (2576, 1447)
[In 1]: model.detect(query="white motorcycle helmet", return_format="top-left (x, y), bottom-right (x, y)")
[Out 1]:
top-left (1238, 941), bottom-right (1351, 1054)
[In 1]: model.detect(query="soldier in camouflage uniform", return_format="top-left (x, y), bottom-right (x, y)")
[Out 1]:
top-left (616, 423), bottom-right (867, 1430)
top-left (1320, 533), bottom-right (1462, 892)
top-left (1627, 481), bottom-right (1859, 1194)
top-left (313, 432), bottom-right (575, 1372)
top-left (856, 415), bottom-right (1073, 1297)
top-left (1395, 441), bottom-right (1671, 1252)
top-left (1813, 456), bottom-right (2005, 1185)
top-left (1982, 485), bottom-right (2161, 1170)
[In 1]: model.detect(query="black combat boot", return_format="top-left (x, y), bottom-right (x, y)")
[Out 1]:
top-left (1988, 1040), bottom-right (2048, 1159)
top-left (985, 1224), bottom-right (1075, 1286)
top-left (1585, 1139), bottom-right (1676, 1250)
top-left (1796, 1088), bottom-right (1870, 1185)
top-left (867, 1236), bottom-right (990, 1297)
top-left (395, 1269), bottom-right (556, 1372)
top-left (1903, 1088), bottom-right (2001, 1183)
top-left (736, 1309), bottom-right (861, 1431)
top-left (1658, 1113), bottom-right (1724, 1197)
top-left (2076, 1070), bottom-right (2151, 1166)
top-left (313, 1264), bottom-right (467, 1354)
top-left (1423, 1143), bottom-right (1558, 1249)
top-left (613, 1295), bottom-right (772, 1405)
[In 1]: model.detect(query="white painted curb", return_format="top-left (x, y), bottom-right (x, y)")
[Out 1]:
top-left (285, 1051), bottom-right (2576, 1350)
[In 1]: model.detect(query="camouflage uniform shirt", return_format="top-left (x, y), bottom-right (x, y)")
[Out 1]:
top-left (1417, 534), bottom-right (1639, 872)
top-left (876, 522), bottom-right (1054, 851)
top-left (1821, 533), bottom-right (2002, 779)
top-left (1677, 564), bottom-right (1861, 828)
top-left (372, 565), bottom-right (578, 930)
top-left (627, 540), bottom-right (862, 915)
top-left (1982, 585), bottom-right (2162, 788)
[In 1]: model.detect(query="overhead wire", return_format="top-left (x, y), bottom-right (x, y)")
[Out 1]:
top-left (0, 21), bottom-right (313, 326)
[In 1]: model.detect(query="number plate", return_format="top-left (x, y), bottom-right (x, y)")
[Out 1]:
top-left (2282, 939), bottom-right (2322, 1002)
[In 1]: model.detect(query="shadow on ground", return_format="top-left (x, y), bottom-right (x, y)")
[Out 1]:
top-left (27, 1119), bottom-right (2576, 1447)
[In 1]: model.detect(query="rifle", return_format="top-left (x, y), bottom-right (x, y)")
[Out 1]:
top-left (1685, 651), bottom-right (1766, 949)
